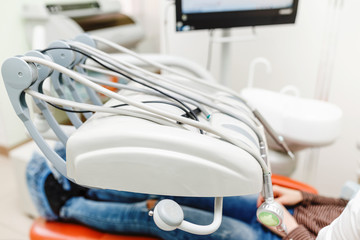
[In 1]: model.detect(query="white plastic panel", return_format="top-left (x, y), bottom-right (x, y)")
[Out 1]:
top-left (66, 114), bottom-right (263, 197)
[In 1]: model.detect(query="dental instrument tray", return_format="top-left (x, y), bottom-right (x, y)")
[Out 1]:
top-left (1, 34), bottom-right (291, 235)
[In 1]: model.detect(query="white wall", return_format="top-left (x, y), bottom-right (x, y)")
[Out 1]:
top-left (0, 0), bottom-right (30, 147)
top-left (127, 0), bottom-right (360, 196)
top-left (118, 0), bottom-right (162, 53)
top-left (0, 116), bottom-right (6, 146)
top-left (314, 0), bottom-right (360, 195)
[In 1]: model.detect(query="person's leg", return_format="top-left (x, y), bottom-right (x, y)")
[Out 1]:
top-left (86, 190), bottom-right (259, 223)
top-left (86, 189), bottom-right (154, 203)
top-left (167, 194), bottom-right (259, 224)
top-left (87, 191), bottom-right (262, 225)
top-left (26, 152), bottom-right (60, 220)
top-left (26, 150), bottom-right (87, 220)
top-left (60, 197), bottom-right (263, 240)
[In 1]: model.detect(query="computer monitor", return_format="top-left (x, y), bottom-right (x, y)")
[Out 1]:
top-left (175, 0), bottom-right (299, 31)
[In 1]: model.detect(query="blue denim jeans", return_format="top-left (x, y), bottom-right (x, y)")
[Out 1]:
top-left (27, 145), bottom-right (286, 240)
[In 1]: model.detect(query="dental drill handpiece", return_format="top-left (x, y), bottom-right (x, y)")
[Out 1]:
top-left (257, 172), bottom-right (287, 234)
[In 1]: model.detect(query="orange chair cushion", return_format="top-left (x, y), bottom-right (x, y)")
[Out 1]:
top-left (272, 174), bottom-right (318, 194)
top-left (30, 218), bottom-right (160, 240)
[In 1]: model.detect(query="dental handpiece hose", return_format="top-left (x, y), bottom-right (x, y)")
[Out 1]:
top-left (252, 109), bottom-right (295, 160)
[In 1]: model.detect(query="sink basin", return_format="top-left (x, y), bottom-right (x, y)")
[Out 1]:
top-left (241, 88), bottom-right (343, 151)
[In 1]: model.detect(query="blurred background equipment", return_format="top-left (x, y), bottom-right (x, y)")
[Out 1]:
top-left (23, 0), bottom-right (144, 50)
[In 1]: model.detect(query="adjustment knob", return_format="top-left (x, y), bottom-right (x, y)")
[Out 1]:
top-left (153, 199), bottom-right (184, 231)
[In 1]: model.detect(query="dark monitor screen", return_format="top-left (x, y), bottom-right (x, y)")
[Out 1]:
top-left (175, 0), bottom-right (299, 31)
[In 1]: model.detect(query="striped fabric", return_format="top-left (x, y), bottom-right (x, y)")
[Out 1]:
top-left (283, 191), bottom-right (348, 240)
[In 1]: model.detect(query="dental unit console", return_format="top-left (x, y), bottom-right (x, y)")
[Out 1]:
top-left (1, 34), bottom-right (293, 235)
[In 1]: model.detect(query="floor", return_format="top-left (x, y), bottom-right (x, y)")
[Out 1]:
top-left (0, 154), bottom-right (33, 240)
